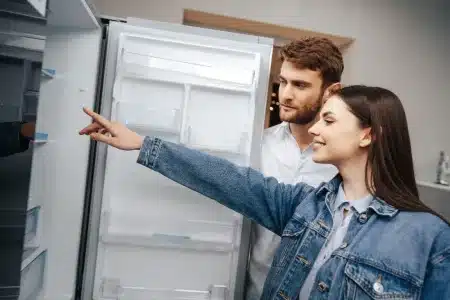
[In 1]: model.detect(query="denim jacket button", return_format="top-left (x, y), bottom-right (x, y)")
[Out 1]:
top-left (340, 242), bottom-right (348, 249)
top-left (278, 290), bottom-right (290, 300)
top-left (373, 281), bottom-right (384, 294)
top-left (358, 213), bottom-right (368, 223)
top-left (317, 281), bottom-right (329, 292)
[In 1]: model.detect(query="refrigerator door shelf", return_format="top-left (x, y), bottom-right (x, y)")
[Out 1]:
top-left (19, 249), bottom-right (47, 300)
top-left (115, 101), bottom-right (182, 135)
top-left (23, 206), bottom-right (41, 249)
top-left (100, 211), bottom-right (240, 253)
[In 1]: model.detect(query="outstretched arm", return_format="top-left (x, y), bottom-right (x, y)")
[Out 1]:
top-left (421, 228), bottom-right (450, 299)
top-left (137, 136), bottom-right (314, 235)
top-left (79, 107), bottom-right (315, 235)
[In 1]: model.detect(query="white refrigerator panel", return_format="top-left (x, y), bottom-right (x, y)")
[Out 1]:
top-left (85, 21), bottom-right (272, 300)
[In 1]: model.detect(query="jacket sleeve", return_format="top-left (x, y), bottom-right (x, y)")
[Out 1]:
top-left (0, 122), bottom-right (30, 158)
top-left (421, 227), bottom-right (450, 299)
top-left (136, 137), bottom-right (316, 236)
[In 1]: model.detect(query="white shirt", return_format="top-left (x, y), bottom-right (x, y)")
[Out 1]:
top-left (246, 122), bottom-right (338, 300)
top-left (298, 184), bottom-right (373, 299)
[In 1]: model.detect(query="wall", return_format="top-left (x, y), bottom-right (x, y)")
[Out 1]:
top-left (92, 0), bottom-right (450, 183)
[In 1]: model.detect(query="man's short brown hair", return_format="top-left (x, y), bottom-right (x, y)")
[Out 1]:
top-left (280, 37), bottom-right (344, 86)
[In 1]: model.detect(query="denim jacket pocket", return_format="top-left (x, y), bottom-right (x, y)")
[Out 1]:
top-left (344, 261), bottom-right (419, 300)
top-left (282, 218), bottom-right (307, 237)
top-left (273, 218), bottom-right (307, 268)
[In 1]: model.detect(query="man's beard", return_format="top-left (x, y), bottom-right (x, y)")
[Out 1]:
top-left (290, 105), bottom-right (321, 124)
top-left (280, 91), bottom-right (324, 125)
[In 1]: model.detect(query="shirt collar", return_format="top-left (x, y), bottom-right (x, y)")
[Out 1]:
top-left (280, 122), bottom-right (314, 154)
top-left (317, 175), bottom-right (399, 217)
top-left (334, 184), bottom-right (373, 214)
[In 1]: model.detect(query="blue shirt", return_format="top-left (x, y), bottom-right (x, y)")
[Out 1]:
top-left (137, 137), bottom-right (450, 300)
top-left (299, 184), bottom-right (373, 299)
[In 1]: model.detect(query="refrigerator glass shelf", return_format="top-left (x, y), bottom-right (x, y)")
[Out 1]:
top-left (119, 286), bottom-right (211, 300)
top-left (101, 211), bottom-right (239, 253)
top-left (100, 277), bottom-right (226, 300)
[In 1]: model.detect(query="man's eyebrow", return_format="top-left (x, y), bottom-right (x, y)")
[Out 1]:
top-left (278, 75), bottom-right (312, 86)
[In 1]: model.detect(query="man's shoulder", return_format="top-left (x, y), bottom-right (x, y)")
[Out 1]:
top-left (263, 123), bottom-right (286, 141)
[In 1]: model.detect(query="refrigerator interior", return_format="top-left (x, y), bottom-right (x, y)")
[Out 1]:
top-left (0, 17), bottom-right (48, 299)
top-left (86, 21), bottom-right (273, 300)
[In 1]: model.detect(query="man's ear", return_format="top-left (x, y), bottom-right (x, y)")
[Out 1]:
top-left (323, 82), bottom-right (342, 100)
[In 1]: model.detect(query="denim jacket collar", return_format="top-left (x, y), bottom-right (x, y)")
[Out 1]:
top-left (316, 174), bottom-right (399, 218)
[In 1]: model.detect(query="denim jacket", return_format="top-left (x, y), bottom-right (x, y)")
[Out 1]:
top-left (137, 137), bottom-right (450, 300)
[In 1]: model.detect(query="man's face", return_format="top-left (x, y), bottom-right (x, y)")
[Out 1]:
top-left (278, 61), bottom-right (325, 125)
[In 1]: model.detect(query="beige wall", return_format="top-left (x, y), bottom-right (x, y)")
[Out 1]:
top-left (92, 0), bottom-right (450, 183)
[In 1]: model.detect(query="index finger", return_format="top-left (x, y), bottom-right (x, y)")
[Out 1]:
top-left (83, 107), bottom-right (113, 131)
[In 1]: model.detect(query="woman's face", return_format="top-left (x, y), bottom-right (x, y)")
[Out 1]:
top-left (308, 95), bottom-right (372, 165)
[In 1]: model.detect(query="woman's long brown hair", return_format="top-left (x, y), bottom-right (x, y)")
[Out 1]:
top-left (335, 85), bottom-right (448, 224)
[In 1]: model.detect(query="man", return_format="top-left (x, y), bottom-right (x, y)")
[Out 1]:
top-left (0, 122), bottom-right (35, 157)
top-left (245, 37), bottom-right (344, 300)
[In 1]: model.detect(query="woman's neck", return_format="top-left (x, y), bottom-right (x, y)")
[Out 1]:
top-left (338, 158), bottom-right (372, 200)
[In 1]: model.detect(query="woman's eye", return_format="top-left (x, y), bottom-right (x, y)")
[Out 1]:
top-left (324, 119), bottom-right (333, 125)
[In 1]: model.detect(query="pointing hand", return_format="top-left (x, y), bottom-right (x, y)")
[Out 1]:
top-left (79, 107), bottom-right (143, 150)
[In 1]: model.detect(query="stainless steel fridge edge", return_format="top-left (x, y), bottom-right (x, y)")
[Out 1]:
top-left (79, 21), bottom-right (118, 300)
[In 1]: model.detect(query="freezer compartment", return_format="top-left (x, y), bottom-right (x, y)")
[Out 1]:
top-left (19, 250), bottom-right (46, 300)
top-left (100, 211), bottom-right (240, 252)
top-left (115, 101), bottom-right (182, 135)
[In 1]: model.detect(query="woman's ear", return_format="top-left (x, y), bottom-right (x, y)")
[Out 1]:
top-left (360, 128), bottom-right (373, 148)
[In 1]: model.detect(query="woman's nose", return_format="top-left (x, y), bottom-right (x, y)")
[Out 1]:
top-left (308, 121), bottom-right (320, 136)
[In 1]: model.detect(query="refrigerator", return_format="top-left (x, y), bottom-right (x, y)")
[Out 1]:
top-left (14, 2), bottom-right (273, 300)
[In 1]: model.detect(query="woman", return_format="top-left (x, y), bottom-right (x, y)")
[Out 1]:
top-left (80, 85), bottom-right (449, 299)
